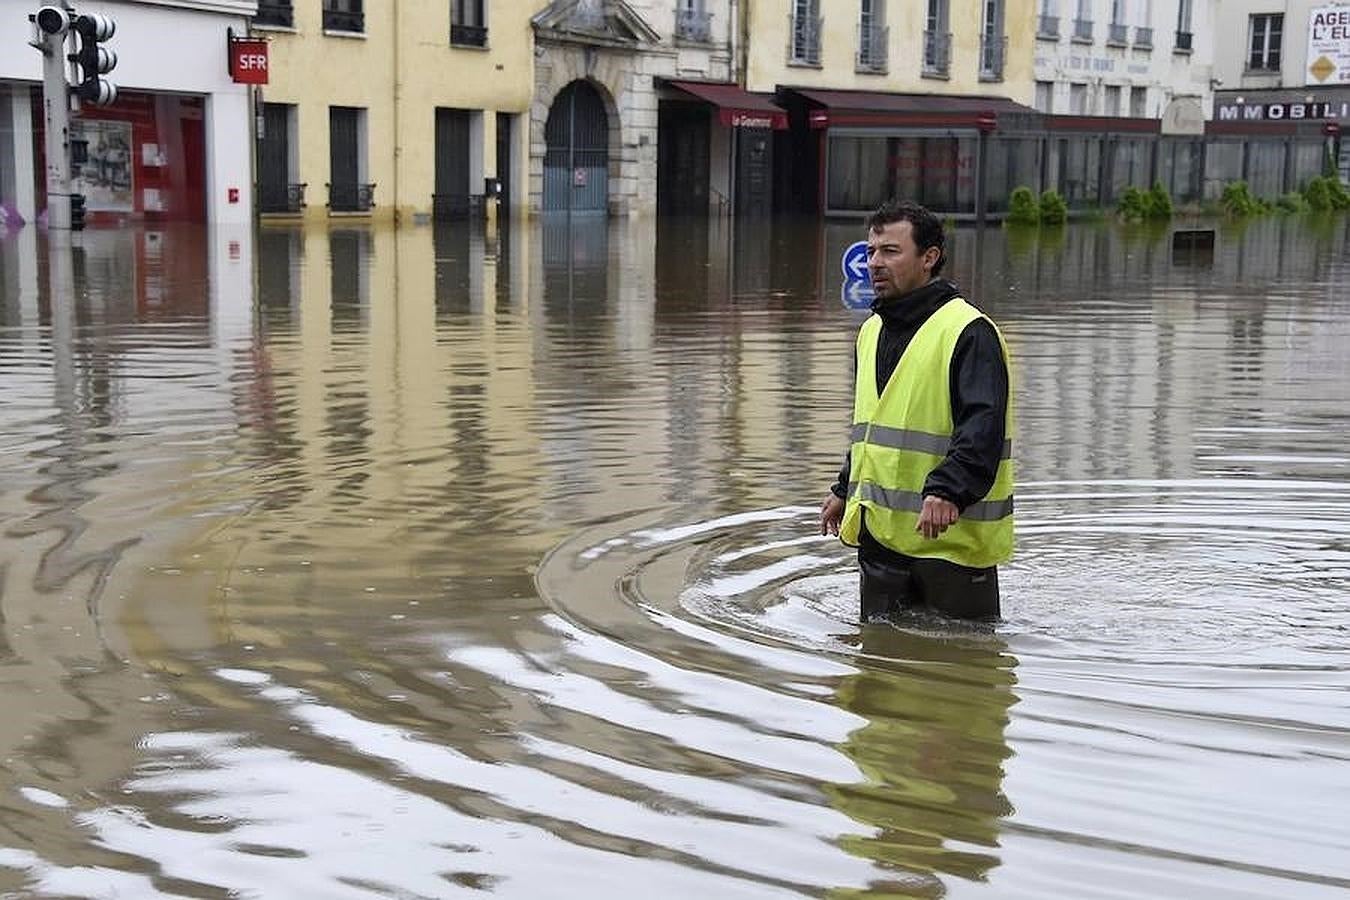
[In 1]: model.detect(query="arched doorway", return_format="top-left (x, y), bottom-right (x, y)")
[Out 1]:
top-left (543, 81), bottom-right (609, 213)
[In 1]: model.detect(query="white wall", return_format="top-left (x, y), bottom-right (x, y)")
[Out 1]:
top-left (0, 0), bottom-right (256, 225)
top-left (1033, 0), bottom-right (1216, 117)
top-left (1212, 1), bottom-right (1342, 91)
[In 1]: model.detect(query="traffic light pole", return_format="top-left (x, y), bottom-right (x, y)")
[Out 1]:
top-left (37, 25), bottom-right (72, 231)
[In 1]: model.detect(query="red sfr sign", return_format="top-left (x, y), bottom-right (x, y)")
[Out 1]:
top-left (229, 39), bottom-right (269, 84)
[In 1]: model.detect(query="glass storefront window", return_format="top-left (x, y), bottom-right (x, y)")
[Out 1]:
top-left (827, 132), bottom-right (977, 214)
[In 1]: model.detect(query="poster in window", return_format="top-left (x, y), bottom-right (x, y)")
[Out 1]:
top-left (70, 119), bottom-right (134, 212)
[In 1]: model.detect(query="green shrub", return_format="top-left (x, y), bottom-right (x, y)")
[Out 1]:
top-left (1221, 181), bottom-right (1269, 217)
top-left (1305, 176), bottom-right (1333, 211)
top-left (1006, 186), bottom-right (1039, 225)
top-left (1146, 181), bottom-right (1174, 219)
top-left (1275, 191), bottom-right (1309, 214)
top-left (1117, 186), bottom-right (1149, 221)
top-left (1039, 189), bottom-right (1068, 225)
top-left (1328, 176), bottom-right (1350, 210)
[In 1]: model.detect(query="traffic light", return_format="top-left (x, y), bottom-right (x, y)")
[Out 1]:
top-left (72, 13), bottom-right (117, 107)
top-left (33, 5), bottom-right (70, 36)
top-left (69, 192), bottom-right (86, 231)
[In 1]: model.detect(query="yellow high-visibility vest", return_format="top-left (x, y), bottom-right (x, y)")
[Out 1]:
top-left (839, 297), bottom-right (1015, 568)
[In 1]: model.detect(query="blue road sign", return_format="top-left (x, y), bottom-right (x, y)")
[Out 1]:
top-left (841, 240), bottom-right (870, 282)
top-left (841, 280), bottom-right (875, 310)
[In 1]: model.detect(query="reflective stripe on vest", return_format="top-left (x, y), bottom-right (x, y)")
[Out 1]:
top-left (838, 296), bottom-right (1015, 568)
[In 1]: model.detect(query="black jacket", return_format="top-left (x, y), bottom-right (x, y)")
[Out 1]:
top-left (831, 278), bottom-right (1009, 512)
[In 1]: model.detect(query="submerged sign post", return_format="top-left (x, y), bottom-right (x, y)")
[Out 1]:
top-left (840, 241), bottom-right (874, 309)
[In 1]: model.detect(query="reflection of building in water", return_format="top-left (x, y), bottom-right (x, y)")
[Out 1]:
top-left (826, 626), bottom-right (1016, 892)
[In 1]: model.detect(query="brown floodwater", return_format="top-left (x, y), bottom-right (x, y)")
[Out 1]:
top-left (0, 213), bottom-right (1347, 898)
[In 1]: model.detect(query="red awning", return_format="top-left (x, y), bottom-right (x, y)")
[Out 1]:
top-left (665, 80), bottom-right (788, 130)
top-left (788, 88), bottom-right (1037, 130)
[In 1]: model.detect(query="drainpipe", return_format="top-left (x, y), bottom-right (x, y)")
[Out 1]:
top-left (392, 0), bottom-right (401, 223)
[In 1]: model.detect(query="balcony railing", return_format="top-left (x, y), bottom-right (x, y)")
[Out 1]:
top-left (1108, 23), bottom-right (1128, 45)
top-left (788, 14), bottom-right (821, 65)
top-left (328, 182), bottom-right (375, 212)
top-left (923, 30), bottom-right (951, 77)
top-left (1134, 26), bottom-right (1153, 48)
top-left (675, 8), bottom-right (713, 42)
top-left (451, 23), bottom-right (487, 47)
top-left (254, 0), bottom-right (293, 27)
top-left (1073, 18), bottom-right (1093, 41)
top-left (323, 8), bottom-right (363, 32)
top-left (1175, 30), bottom-right (1193, 52)
top-left (260, 182), bottom-right (306, 214)
top-left (1037, 15), bottom-right (1059, 39)
top-left (980, 34), bottom-right (1007, 80)
top-left (857, 23), bottom-right (888, 72)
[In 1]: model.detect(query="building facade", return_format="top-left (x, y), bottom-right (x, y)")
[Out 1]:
top-left (737, 0), bottom-right (1039, 216)
top-left (1210, 1), bottom-right (1349, 185)
top-left (252, 0), bottom-right (538, 224)
top-left (0, 0), bottom-right (257, 229)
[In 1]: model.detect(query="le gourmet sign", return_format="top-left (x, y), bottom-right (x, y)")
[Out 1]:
top-left (1307, 5), bottom-right (1350, 85)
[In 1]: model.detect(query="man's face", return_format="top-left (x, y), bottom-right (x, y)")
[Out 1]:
top-left (866, 220), bottom-right (939, 301)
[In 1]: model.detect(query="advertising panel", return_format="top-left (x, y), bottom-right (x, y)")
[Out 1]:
top-left (1307, 4), bottom-right (1350, 85)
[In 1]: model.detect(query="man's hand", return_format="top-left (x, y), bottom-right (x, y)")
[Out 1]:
top-left (819, 494), bottom-right (845, 536)
top-left (916, 495), bottom-right (959, 539)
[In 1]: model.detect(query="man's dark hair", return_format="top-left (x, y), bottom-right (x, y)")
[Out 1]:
top-left (867, 199), bottom-right (946, 276)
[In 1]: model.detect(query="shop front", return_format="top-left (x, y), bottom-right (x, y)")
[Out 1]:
top-left (0, 0), bottom-right (255, 230)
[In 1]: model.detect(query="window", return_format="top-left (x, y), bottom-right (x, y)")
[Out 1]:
top-left (923, 0), bottom-right (950, 75)
top-left (323, 0), bottom-right (363, 33)
top-left (1035, 80), bottom-right (1054, 113)
top-left (857, 0), bottom-right (888, 72)
top-left (1039, 0), bottom-right (1059, 38)
top-left (1175, 0), bottom-right (1192, 51)
top-left (1104, 85), bottom-right (1122, 116)
top-left (1108, 0), bottom-right (1128, 43)
top-left (1070, 82), bottom-right (1087, 114)
top-left (1073, 0), bottom-right (1092, 41)
top-left (1129, 86), bottom-right (1146, 117)
top-left (790, 0), bottom-right (821, 65)
top-left (254, 0), bottom-right (293, 28)
top-left (980, 0), bottom-right (1005, 79)
top-left (1248, 13), bottom-right (1282, 71)
top-left (452, 0), bottom-right (486, 46)
top-left (676, 0), bottom-right (712, 42)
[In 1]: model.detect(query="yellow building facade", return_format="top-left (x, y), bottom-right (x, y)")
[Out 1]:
top-left (744, 0), bottom-right (1035, 102)
top-left (252, 0), bottom-right (538, 223)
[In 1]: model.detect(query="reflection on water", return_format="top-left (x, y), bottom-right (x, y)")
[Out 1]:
top-left (0, 214), bottom-right (1348, 897)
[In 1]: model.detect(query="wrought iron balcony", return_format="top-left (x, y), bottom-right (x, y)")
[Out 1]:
top-left (260, 182), bottom-right (306, 214)
top-left (451, 24), bottom-right (487, 47)
top-left (328, 182), bottom-right (375, 212)
top-left (1134, 26), bottom-right (1153, 48)
top-left (1037, 15), bottom-right (1059, 39)
top-left (857, 23), bottom-right (888, 72)
top-left (1108, 23), bottom-right (1128, 45)
top-left (788, 14), bottom-right (821, 65)
top-left (923, 30), bottom-right (951, 77)
top-left (675, 8), bottom-right (713, 43)
top-left (980, 34), bottom-right (1007, 80)
top-left (323, 8), bottom-right (363, 32)
top-left (254, 0), bottom-right (293, 28)
top-left (1073, 18), bottom-right (1093, 42)
top-left (1175, 30), bottom-right (1193, 52)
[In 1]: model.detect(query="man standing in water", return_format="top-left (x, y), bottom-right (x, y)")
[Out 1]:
top-left (819, 200), bottom-right (1014, 621)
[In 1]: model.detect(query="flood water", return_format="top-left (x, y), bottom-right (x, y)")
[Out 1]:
top-left (1, 213), bottom-right (1348, 898)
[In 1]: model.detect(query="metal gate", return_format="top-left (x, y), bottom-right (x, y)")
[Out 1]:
top-left (544, 81), bottom-right (608, 213)
top-left (434, 107), bottom-right (472, 219)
